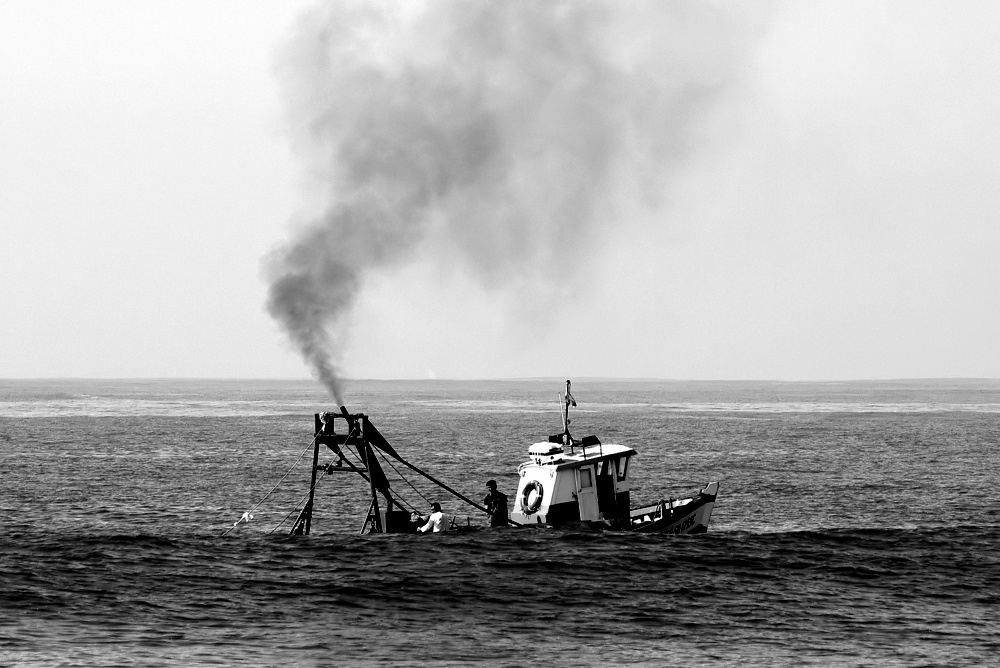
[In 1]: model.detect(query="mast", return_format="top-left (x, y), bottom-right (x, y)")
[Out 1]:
top-left (562, 379), bottom-right (576, 448)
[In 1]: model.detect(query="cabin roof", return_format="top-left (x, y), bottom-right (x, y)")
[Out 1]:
top-left (522, 441), bottom-right (636, 470)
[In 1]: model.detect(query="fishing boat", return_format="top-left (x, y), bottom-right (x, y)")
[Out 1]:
top-left (510, 381), bottom-right (719, 533)
top-left (273, 381), bottom-right (718, 536)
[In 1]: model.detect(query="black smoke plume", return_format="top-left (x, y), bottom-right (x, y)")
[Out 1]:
top-left (265, 1), bottom-right (760, 402)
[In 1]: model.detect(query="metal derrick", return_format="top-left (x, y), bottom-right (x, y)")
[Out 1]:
top-left (289, 406), bottom-right (502, 535)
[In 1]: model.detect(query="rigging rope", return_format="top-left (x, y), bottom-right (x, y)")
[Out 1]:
top-left (221, 435), bottom-right (320, 537)
top-left (373, 445), bottom-right (433, 507)
top-left (267, 469), bottom-right (329, 535)
top-left (335, 437), bottom-right (423, 514)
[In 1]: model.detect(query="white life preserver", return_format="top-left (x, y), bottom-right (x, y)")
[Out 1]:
top-left (520, 480), bottom-right (544, 515)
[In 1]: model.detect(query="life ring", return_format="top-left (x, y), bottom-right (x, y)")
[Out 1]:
top-left (520, 480), bottom-right (544, 515)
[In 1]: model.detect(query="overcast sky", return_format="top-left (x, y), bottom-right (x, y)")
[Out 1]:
top-left (2, 1), bottom-right (999, 382)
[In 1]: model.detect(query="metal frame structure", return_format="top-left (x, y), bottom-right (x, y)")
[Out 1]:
top-left (289, 407), bottom-right (504, 535)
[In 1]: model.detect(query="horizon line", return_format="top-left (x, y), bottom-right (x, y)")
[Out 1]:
top-left (3, 376), bottom-right (1000, 384)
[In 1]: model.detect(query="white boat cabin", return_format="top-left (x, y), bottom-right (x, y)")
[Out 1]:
top-left (509, 438), bottom-right (637, 528)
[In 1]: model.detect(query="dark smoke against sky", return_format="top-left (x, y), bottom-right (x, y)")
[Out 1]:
top-left (264, 1), bottom-right (762, 402)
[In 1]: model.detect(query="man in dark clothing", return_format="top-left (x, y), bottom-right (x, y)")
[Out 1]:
top-left (484, 480), bottom-right (508, 527)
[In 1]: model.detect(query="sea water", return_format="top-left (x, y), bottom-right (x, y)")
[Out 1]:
top-left (1, 379), bottom-right (998, 666)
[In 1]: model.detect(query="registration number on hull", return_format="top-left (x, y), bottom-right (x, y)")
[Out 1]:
top-left (668, 513), bottom-right (696, 534)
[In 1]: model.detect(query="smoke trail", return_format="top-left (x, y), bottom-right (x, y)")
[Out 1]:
top-left (265, 1), bottom-right (759, 401)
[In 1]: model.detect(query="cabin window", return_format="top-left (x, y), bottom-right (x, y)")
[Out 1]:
top-left (579, 467), bottom-right (593, 488)
top-left (615, 457), bottom-right (628, 481)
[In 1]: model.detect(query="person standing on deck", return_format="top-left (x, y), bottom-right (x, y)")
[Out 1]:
top-left (417, 502), bottom-right (447, 533)
top-left (483, 480), bottom-right (508, 527)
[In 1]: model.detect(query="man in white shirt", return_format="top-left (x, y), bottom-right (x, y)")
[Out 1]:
top-left (417, 502), bottom-right (447, 533)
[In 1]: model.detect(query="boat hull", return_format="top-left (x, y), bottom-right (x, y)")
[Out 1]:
top-left (510, 481), bottom-right (719, 533)
top-left (628, 482), bottom-right (719, 534)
